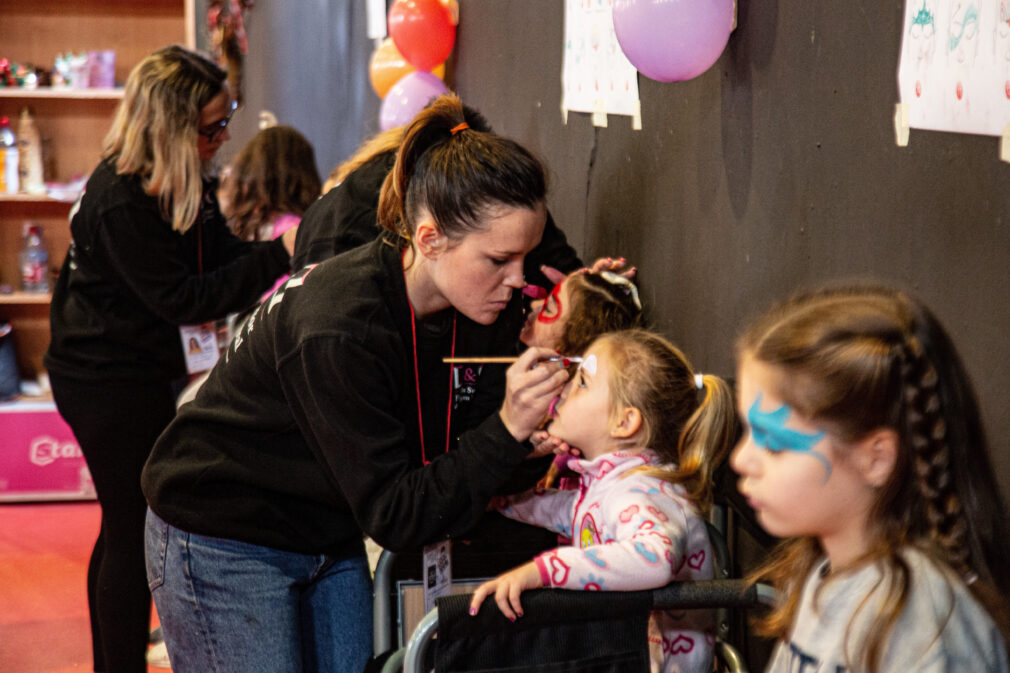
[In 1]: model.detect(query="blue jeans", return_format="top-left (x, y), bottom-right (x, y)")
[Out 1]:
top-left (145, 509), bottom-right (372, 673)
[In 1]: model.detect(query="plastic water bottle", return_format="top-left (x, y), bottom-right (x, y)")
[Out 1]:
top-left (0, 116), bottom-right (18, 195)
top-left (19, 222), bottom-right (50, 293)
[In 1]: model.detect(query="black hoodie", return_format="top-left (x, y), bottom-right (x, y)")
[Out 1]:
top-left (143, 237), bottom-right (540, 557)
top-left (45, 157), bottom-right (290, 383)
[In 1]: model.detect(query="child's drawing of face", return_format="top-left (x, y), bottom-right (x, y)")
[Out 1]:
top-left (729, 356), bottom-right (873, 543)
top-left (949, 2), bottom-right (980, 65)
top-left (909, 0), bottom-right (936, 63)
top-left (999, 1), bottom-right (1010, 62)
top-left (520, 278), bottom-right (571, 349)
top-left (546, 345), bottom-right (614, 460)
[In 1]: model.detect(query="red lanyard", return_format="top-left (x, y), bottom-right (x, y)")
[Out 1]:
top-left (407, 298), bottom-right (457, 466)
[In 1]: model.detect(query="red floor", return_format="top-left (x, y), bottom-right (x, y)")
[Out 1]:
top-left (0, 501), bottom-right (163, 673)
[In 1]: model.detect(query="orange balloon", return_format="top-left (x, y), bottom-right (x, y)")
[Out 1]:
top-left (369, 37), bottom-right (446, 99)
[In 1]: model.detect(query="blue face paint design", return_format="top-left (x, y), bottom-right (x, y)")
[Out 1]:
top-left (748, 393), bottom-right (832, 478)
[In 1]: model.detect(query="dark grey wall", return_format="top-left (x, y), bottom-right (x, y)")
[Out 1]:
top-left (208, 0), bottom-right (382, 180)
top-left (229, 1), bottom-right (1009, 496)
top-left (451, 0), bottom-right (1010, 495)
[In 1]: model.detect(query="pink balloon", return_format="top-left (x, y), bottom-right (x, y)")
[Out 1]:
top-left (379, 71), bottom-right (450, 131)
top-left (612, 0), bottom-right (734, 82)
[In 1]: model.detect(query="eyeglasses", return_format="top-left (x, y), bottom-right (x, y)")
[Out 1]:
top-left (197, 100), bottom-right (238, 140)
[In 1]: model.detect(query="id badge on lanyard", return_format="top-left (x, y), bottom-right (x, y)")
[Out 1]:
top-left (179, 322), bottom-right (220, 374)
top-left (178, 213), bottom-right (219, 374)
top-left (422, 539), bottom-right (452, 614)
top-left (406, 279), bottom-right (458, 610)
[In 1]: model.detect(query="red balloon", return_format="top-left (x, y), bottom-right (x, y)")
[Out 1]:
top-left (388, 0), bottom-right (456, 71)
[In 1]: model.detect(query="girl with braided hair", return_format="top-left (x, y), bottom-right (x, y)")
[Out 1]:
top-left (731, 284), bottom-right (1009, 673)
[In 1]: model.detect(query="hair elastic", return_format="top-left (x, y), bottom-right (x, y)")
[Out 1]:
top-left (694, 373), bottom-right (704, 390)
top-left (599, 271), bottom-right (642, 310)
top-left (450, 122), bottom-right (469, 135)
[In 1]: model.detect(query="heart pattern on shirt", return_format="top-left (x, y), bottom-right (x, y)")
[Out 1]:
top-left (619, 505), bottom-right (639, 523)
top-left (664, 634), bottom-right (695, 654)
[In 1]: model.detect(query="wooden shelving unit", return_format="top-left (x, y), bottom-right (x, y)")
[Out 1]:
top-left (0, 293), bottom-right (53, 305)
top-left (0, 88), bottom-right (124, 101)
top-left (0, 194), bottom-right (78, 204)
top-left (0, 0), bottom-right (194, 379)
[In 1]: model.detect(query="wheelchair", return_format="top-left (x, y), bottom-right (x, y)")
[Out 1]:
top-left (369, 504), bottom-right (776, 673)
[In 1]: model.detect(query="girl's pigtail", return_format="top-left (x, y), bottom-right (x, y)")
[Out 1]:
top-left (670, 373), bottom-right (737, 514)
top-left (900, 336), bottom-right (972, 579)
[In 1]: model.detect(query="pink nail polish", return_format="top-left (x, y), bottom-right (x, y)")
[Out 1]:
top-left (469, 608), bottom-right (477, 616)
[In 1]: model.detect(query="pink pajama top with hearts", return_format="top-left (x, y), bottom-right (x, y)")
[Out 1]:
top-left (497, 449), bottom-right (715, 673)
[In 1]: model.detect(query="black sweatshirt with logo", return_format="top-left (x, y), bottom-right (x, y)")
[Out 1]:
top-left (45, 157), bottom-right (290, 384)
top-left (142, 238), bottom-right (543, 557)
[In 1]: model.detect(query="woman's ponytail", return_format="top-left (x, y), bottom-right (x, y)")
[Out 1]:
top-left (376, 93), bottom-right (545, 249)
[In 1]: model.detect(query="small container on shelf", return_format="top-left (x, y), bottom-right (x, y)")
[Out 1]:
top-left (0, 116), bottom-right (18, 194)
top-left (87, 50), bottom-right (116, 89)
top-left (17, 106), bottom-right (45, 195)
top-left (19, 221), bottom-right (50, 293)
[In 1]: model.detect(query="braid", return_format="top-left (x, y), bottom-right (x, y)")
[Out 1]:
top-left (901, 336), bottom-right (973, 579)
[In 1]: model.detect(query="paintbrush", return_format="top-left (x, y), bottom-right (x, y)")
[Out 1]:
top-left (442, 355), bottom-right (583, 366)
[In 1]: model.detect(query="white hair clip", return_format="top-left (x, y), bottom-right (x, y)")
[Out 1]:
top-left (695, 373), bottom-right (704, 390)
top-left (599, 271), bottom-right (642, 310)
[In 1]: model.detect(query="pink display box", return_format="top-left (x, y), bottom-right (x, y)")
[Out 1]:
top-left (0, 400), bottom-right (95, 502)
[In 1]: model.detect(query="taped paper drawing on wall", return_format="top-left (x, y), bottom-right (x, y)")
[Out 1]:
top-left (896, 0), bottom-right (1010, 153)
top-left (561, 0), bottom-right (642, 129)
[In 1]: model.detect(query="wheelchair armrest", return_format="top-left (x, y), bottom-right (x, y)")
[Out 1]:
top-left (373, 549), bottom-right (397, 657)
top-left (651, 579), bottom-right (777, 610)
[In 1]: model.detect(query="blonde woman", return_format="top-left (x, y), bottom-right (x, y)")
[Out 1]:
top-left (45, 45), bottom-right (295, 673)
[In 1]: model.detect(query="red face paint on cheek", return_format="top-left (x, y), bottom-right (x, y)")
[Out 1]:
top-left (537, 281), bottom-right (564, 324)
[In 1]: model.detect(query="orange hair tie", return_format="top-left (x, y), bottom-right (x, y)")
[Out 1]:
top-left (450, 122), bottom-right (469, 135)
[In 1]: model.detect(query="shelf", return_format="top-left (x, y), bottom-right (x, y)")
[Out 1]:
top-left (0, 87), bottom-right (123, 101)
top-left (0, 292), bottom-right (52, 305)
top-left (0, 194), bottom-right (78, 204)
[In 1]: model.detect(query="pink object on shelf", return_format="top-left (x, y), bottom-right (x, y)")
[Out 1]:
top-left (87, 50), bottom-right (116, 88)
top-left (0, 400), bottom-right (95, 502)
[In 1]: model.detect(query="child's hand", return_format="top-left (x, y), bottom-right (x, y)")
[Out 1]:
top-left (587, 256), bottom-right (636, 279)
top-left (539, 257), bottom-right (636, 287)
top-left (469, 561), bottom-right (543, 621)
